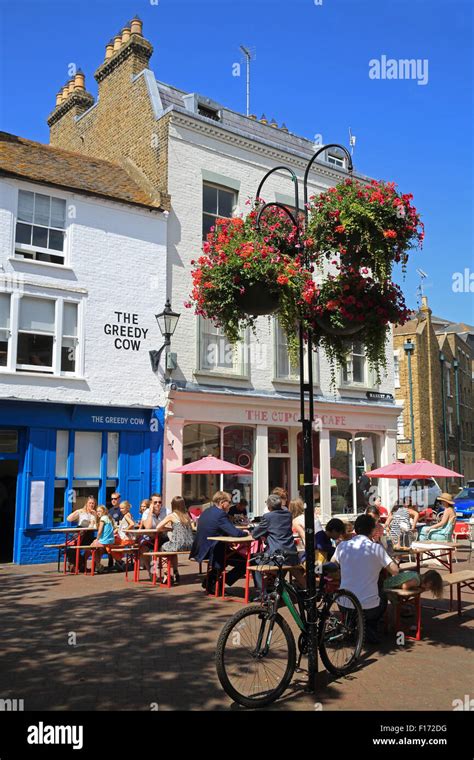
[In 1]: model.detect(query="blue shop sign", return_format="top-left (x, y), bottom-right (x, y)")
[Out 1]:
top-left (0, 400), bottom-right (158, 431)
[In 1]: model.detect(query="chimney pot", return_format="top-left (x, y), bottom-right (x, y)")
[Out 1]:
top-left (113, 34), bottom-right (122, 51)
top-left (259, 113), bottom-right (267, 124)
top-left (61, 85), bottom-right (69, 102)
top-left (55, 92), bottom-right (62, 107)
top-left (270, 118), bottom-right (278, 128)
top-left (280, 122), bottom-right (289, 132)
top-left (105, 39), bottom-right (114, 59)
top-left (249, 114), bottom-right (257, 119)
top-left (74, 70), bottom-right (85, 91)
top-left (67, 79), bottom-right (75, 95)
top-left (121, 26), bottom-right (131, 44)
top-left (130, 16), bottom-right (143, 36)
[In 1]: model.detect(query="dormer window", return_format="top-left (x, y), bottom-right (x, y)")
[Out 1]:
top-left (327, 153), bottom-right (344, 168)
top-left (198, 104), bottom-right (220, 121)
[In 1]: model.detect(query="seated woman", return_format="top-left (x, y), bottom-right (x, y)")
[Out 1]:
top-left (418, 493), bottom-right (456, 542)
top-left (90, 505), bottom-right (116, 573)
top-left (385, 502), bottom-right (419, 547)
top-left (66, 495), bottom-right (98, 573)
top-left (383, 568), bottom-right (444, 598)
top-left (156, 496), bottom-right (194, 584)
top-left (111, 501), bottom-right (136, 570)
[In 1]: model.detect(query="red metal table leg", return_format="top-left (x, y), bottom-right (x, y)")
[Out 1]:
top-left (75, 532), bottom-right (82, 575)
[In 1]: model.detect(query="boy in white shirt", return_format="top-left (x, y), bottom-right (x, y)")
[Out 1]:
top-left (332, 513), bottom-right (400, 644)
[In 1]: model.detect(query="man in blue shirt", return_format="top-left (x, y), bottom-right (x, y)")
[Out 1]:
top-left (315, 518), bottom-right (346, 560)
top-left (190, 491), bottom-right (248, 594)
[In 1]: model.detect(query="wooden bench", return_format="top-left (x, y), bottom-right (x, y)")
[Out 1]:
top-left (385, 588), bottom-right (423, 641)
top-left (143, 551), bottom-right (190, 588)
top-left (109, 546), bottom-right (140, 582)
top-left (44, 543), bottom-right (68, 573)
top-left (442, 570), bottom-right (474, 616)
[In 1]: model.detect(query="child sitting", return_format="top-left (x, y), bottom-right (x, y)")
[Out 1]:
top-left (383, 568), bottom-right (444, 598)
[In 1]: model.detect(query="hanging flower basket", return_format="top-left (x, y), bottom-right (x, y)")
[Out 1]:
top-left (186, 205), bottom-right (315, 344)
top-left (303, 271), bottom-right (412, 382)
top-left (235, 284), bottom-right (279, 316)
top-left (306, 178), bottom-right (424, 280)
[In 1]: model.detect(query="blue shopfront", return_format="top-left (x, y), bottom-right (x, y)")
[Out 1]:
top-left (0, 400), bottom-right (164, 565)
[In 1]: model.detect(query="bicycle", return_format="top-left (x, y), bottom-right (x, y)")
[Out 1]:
top-left (215, 551), bottom-right (365, 708)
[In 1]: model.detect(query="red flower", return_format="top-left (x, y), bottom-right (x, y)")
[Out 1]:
top-left (277, 275), bottom-right (289, 285)
top-left (383, 229), bottom-right (397, 239)
top-left (335, 225), bottom-right (346, 234)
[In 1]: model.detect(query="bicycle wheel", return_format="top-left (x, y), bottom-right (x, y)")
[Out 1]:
top-left (318, 589), bottom-right (365, 676)
top-left (216, 604), bottom-right (296, 708)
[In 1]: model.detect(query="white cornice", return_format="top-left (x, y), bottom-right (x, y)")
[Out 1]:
top-left (166, 108), bottom-right (371, 184)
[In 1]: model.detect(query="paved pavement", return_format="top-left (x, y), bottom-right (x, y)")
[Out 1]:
top-left (0, 549), bottom-right (472, 711)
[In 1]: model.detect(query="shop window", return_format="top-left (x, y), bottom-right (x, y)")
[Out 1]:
top-left (55, 430), bottom-right (69, 477)
top-left (107, 433), bottom-right (119, 477)
top-left (72, 483), bottom-right (99, 509)
top-left (355, 432), bottom-right (379, 503)
top-left (268, 428), bottom-right (289, 454)
top-left (15, 189), bottom-right (66, 265)
top-left (396, 403), bottom-right (405, 440)
top-left (53, 480), bottom-right (67, 524)
top-left (330, 431), bottom-right (352, 514)
top-left (183, 423), bottom-right (220, 507)
top-left (0, 293), bottom-right (11, 367)
top-left (223, 426), bottom-right (254, 509)
top-left (202, 182), bottom-right (236, 240)
top-left (198, 317), bottom-right (246, 376)
top-left (74, 432), bottom-right (102, 478)
top-left (0, 430), bottom-right (18, 454)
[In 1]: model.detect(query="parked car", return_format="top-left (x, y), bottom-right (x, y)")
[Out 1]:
top-left (452, 487), bottom-right (474, 520)
top-left (398, 478), bottom-right (442, 507)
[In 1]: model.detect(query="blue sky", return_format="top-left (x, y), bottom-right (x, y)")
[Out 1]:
top-left (1, 0), bottom-right (472, 323)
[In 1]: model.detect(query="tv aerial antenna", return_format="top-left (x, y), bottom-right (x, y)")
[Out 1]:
top-left (416, 268), bottom-right (428, 307)
top-left (348, 127), bottom-right (357, 156)
top-left (240, 45), bottom-right (256, 117)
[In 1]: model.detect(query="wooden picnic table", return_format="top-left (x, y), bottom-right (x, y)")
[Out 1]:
top-left (49, 526), bottom-right (96, 574)
top-left (393, 541), bottom-right (456, 609)
top-left (123, 529), bottom-right (160, 582)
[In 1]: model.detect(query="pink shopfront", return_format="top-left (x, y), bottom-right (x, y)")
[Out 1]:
top-left (163, 389), bottom-right (399, 522)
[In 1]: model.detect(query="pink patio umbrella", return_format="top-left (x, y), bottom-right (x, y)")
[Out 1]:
top-left (365, 461), bottom-right (411, 478)
top-left (401, 459), bottom-right (462, 478)
top-left (169, 455), bottom-right (252, 475)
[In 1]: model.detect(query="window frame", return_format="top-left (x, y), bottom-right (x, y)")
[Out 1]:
top-left (0, 291), bottom-right (84, 378)
top-left (196, 316), bottom-right (248, 379)
top-left (14, 188), bottom-right (69, 266)
top-left (341, 341), bottom-right (371, 388)
top-left (273, 318), bottom-right (320, 386)
top-left (202, 181), bottom-right (237, 241)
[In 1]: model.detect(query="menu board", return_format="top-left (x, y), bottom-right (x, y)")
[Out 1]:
top-left (30, 480), bottom-right (45, 525)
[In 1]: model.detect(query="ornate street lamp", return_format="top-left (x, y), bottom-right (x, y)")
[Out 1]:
top-left (149, 299), bottom-right (180, 373)
top-left (254, 144), bottom-right (354, 694)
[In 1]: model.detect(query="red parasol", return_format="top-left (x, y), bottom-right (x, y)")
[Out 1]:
top-left (169, 455), bottom-right (252, 475)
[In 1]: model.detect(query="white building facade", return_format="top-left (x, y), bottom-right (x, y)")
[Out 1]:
top-left (0, 134), bottom-right (167, 563)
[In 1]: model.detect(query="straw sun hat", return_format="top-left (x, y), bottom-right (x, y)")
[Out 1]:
top-left (436, 492), bottom-right (455, 506)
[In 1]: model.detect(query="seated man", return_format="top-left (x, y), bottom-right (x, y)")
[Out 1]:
top-left (331, 514), bottom-right (400, 645)
top-left (189, 491), bottom-right (248, 594)
top-left (228, 498), bottom-right (249, 521)
top-left (315, 518), bottom-right (346, 560)
top-left (252, 494), bottom-right (304, 596)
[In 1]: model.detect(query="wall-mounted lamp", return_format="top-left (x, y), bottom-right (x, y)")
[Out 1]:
top-left (149, 299), bottom-right (180, 373)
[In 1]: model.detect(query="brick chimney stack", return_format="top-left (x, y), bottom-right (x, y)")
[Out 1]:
top-left (48, 69), bottom-right (94, 132)
top-left (94, 16), bottom-right (152, 85)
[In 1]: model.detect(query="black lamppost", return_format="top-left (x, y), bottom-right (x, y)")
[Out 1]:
top-left (149, 299), bottom-right (180, 374)
top-left (404, 339), bottom-right (416, 462)
top-left (255, 144), bottom-right (354, 694)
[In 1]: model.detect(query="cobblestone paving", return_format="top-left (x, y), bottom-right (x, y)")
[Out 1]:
top-left (0, 552), bottom-right (472, 711)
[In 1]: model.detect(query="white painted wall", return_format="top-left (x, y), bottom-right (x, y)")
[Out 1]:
top-left (0, 178), bottom-right (167, 409)
top-left (166, 120), bottom-right (396, 399)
